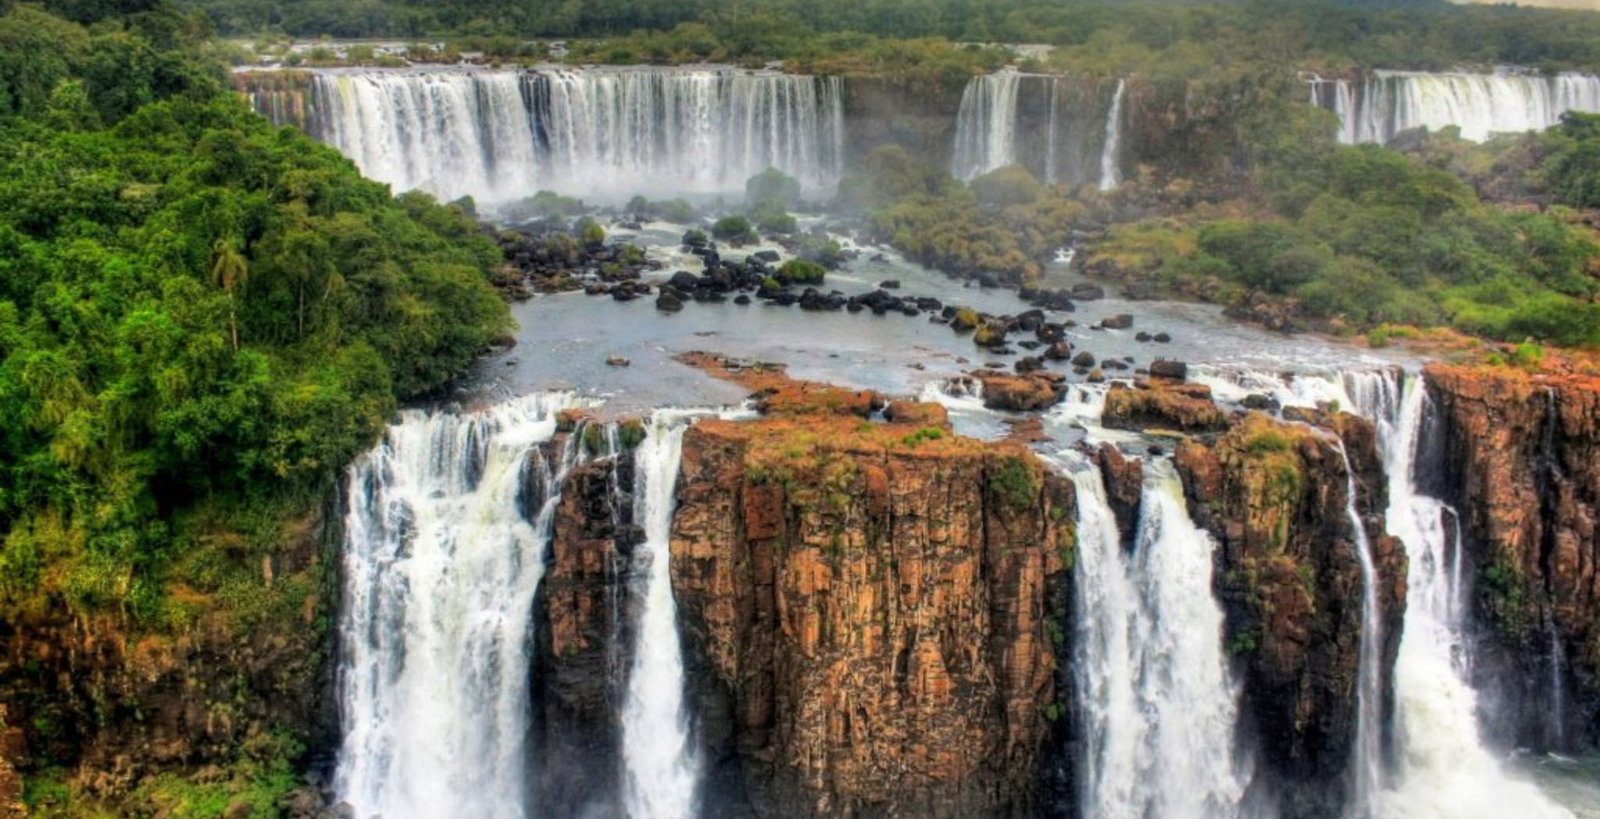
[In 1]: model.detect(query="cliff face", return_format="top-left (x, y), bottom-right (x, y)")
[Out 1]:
top-left (1425, 363), bottom-right (1600, 748)
top-left (0, 504), bottom-right (337, 813)
top-left (667, 356), bottom-right (1075, 817)
top-left (533, 432), bottom-right (638, 817)
top-left (1176, 412), bottom-right (1406, 816)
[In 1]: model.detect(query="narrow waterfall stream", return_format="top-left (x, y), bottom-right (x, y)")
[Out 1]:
top-left (1060, 454), bottom-right (1249, 819)
top-left (1334, 439), bottom-right (1383, 816)
top-left (620, 410), bottom-right (703, 819)
top-left (1098, 79), bottom-right (1126, 191)
top-left (335, 393), bottom-right (584, 819)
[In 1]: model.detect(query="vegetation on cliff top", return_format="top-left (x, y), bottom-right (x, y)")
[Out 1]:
top-left (0, 1), bottom-right (508, 811)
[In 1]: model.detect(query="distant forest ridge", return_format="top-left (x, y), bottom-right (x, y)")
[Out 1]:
top-left (176, 0), bottom-right (1600, 73)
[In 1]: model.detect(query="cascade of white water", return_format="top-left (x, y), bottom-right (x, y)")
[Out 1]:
top-left (1056, 453), bottom-right (1249, 819)
top-left (335, 392), bottom-right (586, 819)
top-left (1311, 70), bottom-right (1600, 144)
top-left (1342, 375), bottom-right (1571, 819)
top-left (301, 68), bottom-right (845, 202)
top-left (1044, 77), bottom-right (1060, 185)
top-left (950, 70), bottom-right (1022, 180)
top-left (620, 409), bottom-right (702, 819)
top-left (1334, 438), bottom-right (1384, 817)
top-left (1099, 79), bottom-right (1126, 192)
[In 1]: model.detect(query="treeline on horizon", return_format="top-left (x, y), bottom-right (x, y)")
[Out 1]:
top-left (184, 0), bottom-right (1600, 73)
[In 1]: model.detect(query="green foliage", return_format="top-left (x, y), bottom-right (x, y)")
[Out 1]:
top-left (191, 0), bottom-right (1600, 78)
top-left (1481, 557), bottom-right (1530, 632)
top-left (969, 165), bottom-right (1044, 208)
top-left (0, 6), bottom-right (509, 626)
top-left (746, 167), bottom-right (801, 210)
top-left (900, 426), bottom-right (944, 446)
top-left (626, 196), bottom-right (696, 223)
top-left (711, 214), bottom-right (756, 244)
top-left (1244, 428), bottom-right (1293, 456)
top-left (749, 201), bottom-right (798, 235)
top-left (778, 259), bottom-right (826, 285)
top-left (574, 215), bottom-right (606, 247)
top-left (1541, 112), bottom-right (1600, 209)
top-left (987, 456), bottom-right (1038, 512)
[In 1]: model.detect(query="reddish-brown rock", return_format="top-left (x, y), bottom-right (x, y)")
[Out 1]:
top-left (669, 405), bottom-right (1075, 816)
top-left (1102, 380), bottom-right (1229, 433)
top-left (1425, 363), bottom-right (1600, 746)
top-left (1176, 413), bottom-right (1405, 816)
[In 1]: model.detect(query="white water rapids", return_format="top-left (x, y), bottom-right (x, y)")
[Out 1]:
top-left (335, 392), bottom-right (585, 819)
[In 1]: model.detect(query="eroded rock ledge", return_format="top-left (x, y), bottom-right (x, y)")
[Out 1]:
top-left (669, 353), bottom-right (1076, 817)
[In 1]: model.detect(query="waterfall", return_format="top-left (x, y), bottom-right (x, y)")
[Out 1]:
top-left (1099, 79), bottom-right (1126, 192)
top-left (1044, 77), bottom-right (1060, 185)
top-left (292, 68), bottom-right (845, 202)
top-left (951, 70), bottom-right (1022, 180)
top-left (1335, 439), bottom-right (1384, 817)
top-left (1310, 70), bottom-right (1600, 144)
top-left (620, 409), bottom-right (701, 819)
top-left (335, 392), bottom-right (585, 819)
top-left (1060, 455), bottom-right (1249, 819)
top-left (1344, 375), bottom-right (1572, 819)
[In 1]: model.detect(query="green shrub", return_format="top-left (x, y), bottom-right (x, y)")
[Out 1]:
top-left (746, 167), bottom-right (801, 209)
top-left (778, 259), bottom-right (826, 285)
top-left (712, 215), bottom-right (756, 244)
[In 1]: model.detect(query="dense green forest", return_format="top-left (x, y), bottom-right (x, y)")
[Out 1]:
top-left (0, 5), bottom-right (506, 810)
top-left (191, 0), bottom-right (1600, 73)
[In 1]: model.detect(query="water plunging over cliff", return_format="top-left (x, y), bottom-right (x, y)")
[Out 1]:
top-left (1310, 70), bottom-right (1600, 144)
top-left (1336, 439), bottom-right (1384, 816)
top-left (950, 71), bottom-right (1022, 180)
top-left (284, 68), bottom-right (845, 202)
top-left (1366, 378), bottom-right (1571, 819)
top-left (950, 72), bottom-right (1124, 188)
top-left (620, 410), bottom-right (702, 819)
top-left (1062, 456), bottom-right (1249, 819)
top-left (336, 392), bottom-right (585, 819)
top-left (1098, 79), bottom-right (1125, 192)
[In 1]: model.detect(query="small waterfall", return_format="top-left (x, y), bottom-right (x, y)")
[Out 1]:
top-left (620, 410), bottom-right (701, 819)
top-left (1044, 77), bottom-right (1060, 185)
top-left (335, 392), bottom-right (585, 819)
top-left (951, 70), bottom-right (1022, 180)
top-left (1546, 613), bottom-right (1569, 751)
top-left (1335, 439), bottom-right (1384, 817)
top-left (1311, 70), bottom-right (1600, 144)
top-left (295, 68), bottom-right (846, 202)
top-left (1061, 455), bottom-right (1249, 819)
top-left (1358, 377), bottom-right (1571, 819)
top-left (1098, 79), bottom-right (1125, 192)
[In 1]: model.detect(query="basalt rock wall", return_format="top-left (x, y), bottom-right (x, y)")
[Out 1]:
top-left (1176, 412), bottom-right (1406, 817)
top-left (1425, 363), bottom-right (1600, 750)
top-left (666, 399), bottom-right (1075, 817)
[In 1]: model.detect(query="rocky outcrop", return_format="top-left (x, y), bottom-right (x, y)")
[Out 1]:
top-left (669, 356), bottom-right (1075, 817)
top-left (1175, 413), bottom-right (1405, 817)
top-left (1425, 363), bottom-right (1600, 749)
top-left (0, 505), bottom-right (338, 813)
top-left (533, 432), bottom-right (638, 816)
top-left (1102, 380), bottom-right (1229, 433)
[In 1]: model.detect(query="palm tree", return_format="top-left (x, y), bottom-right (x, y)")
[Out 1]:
top-left (210, 238), bottom-right (249, 352)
